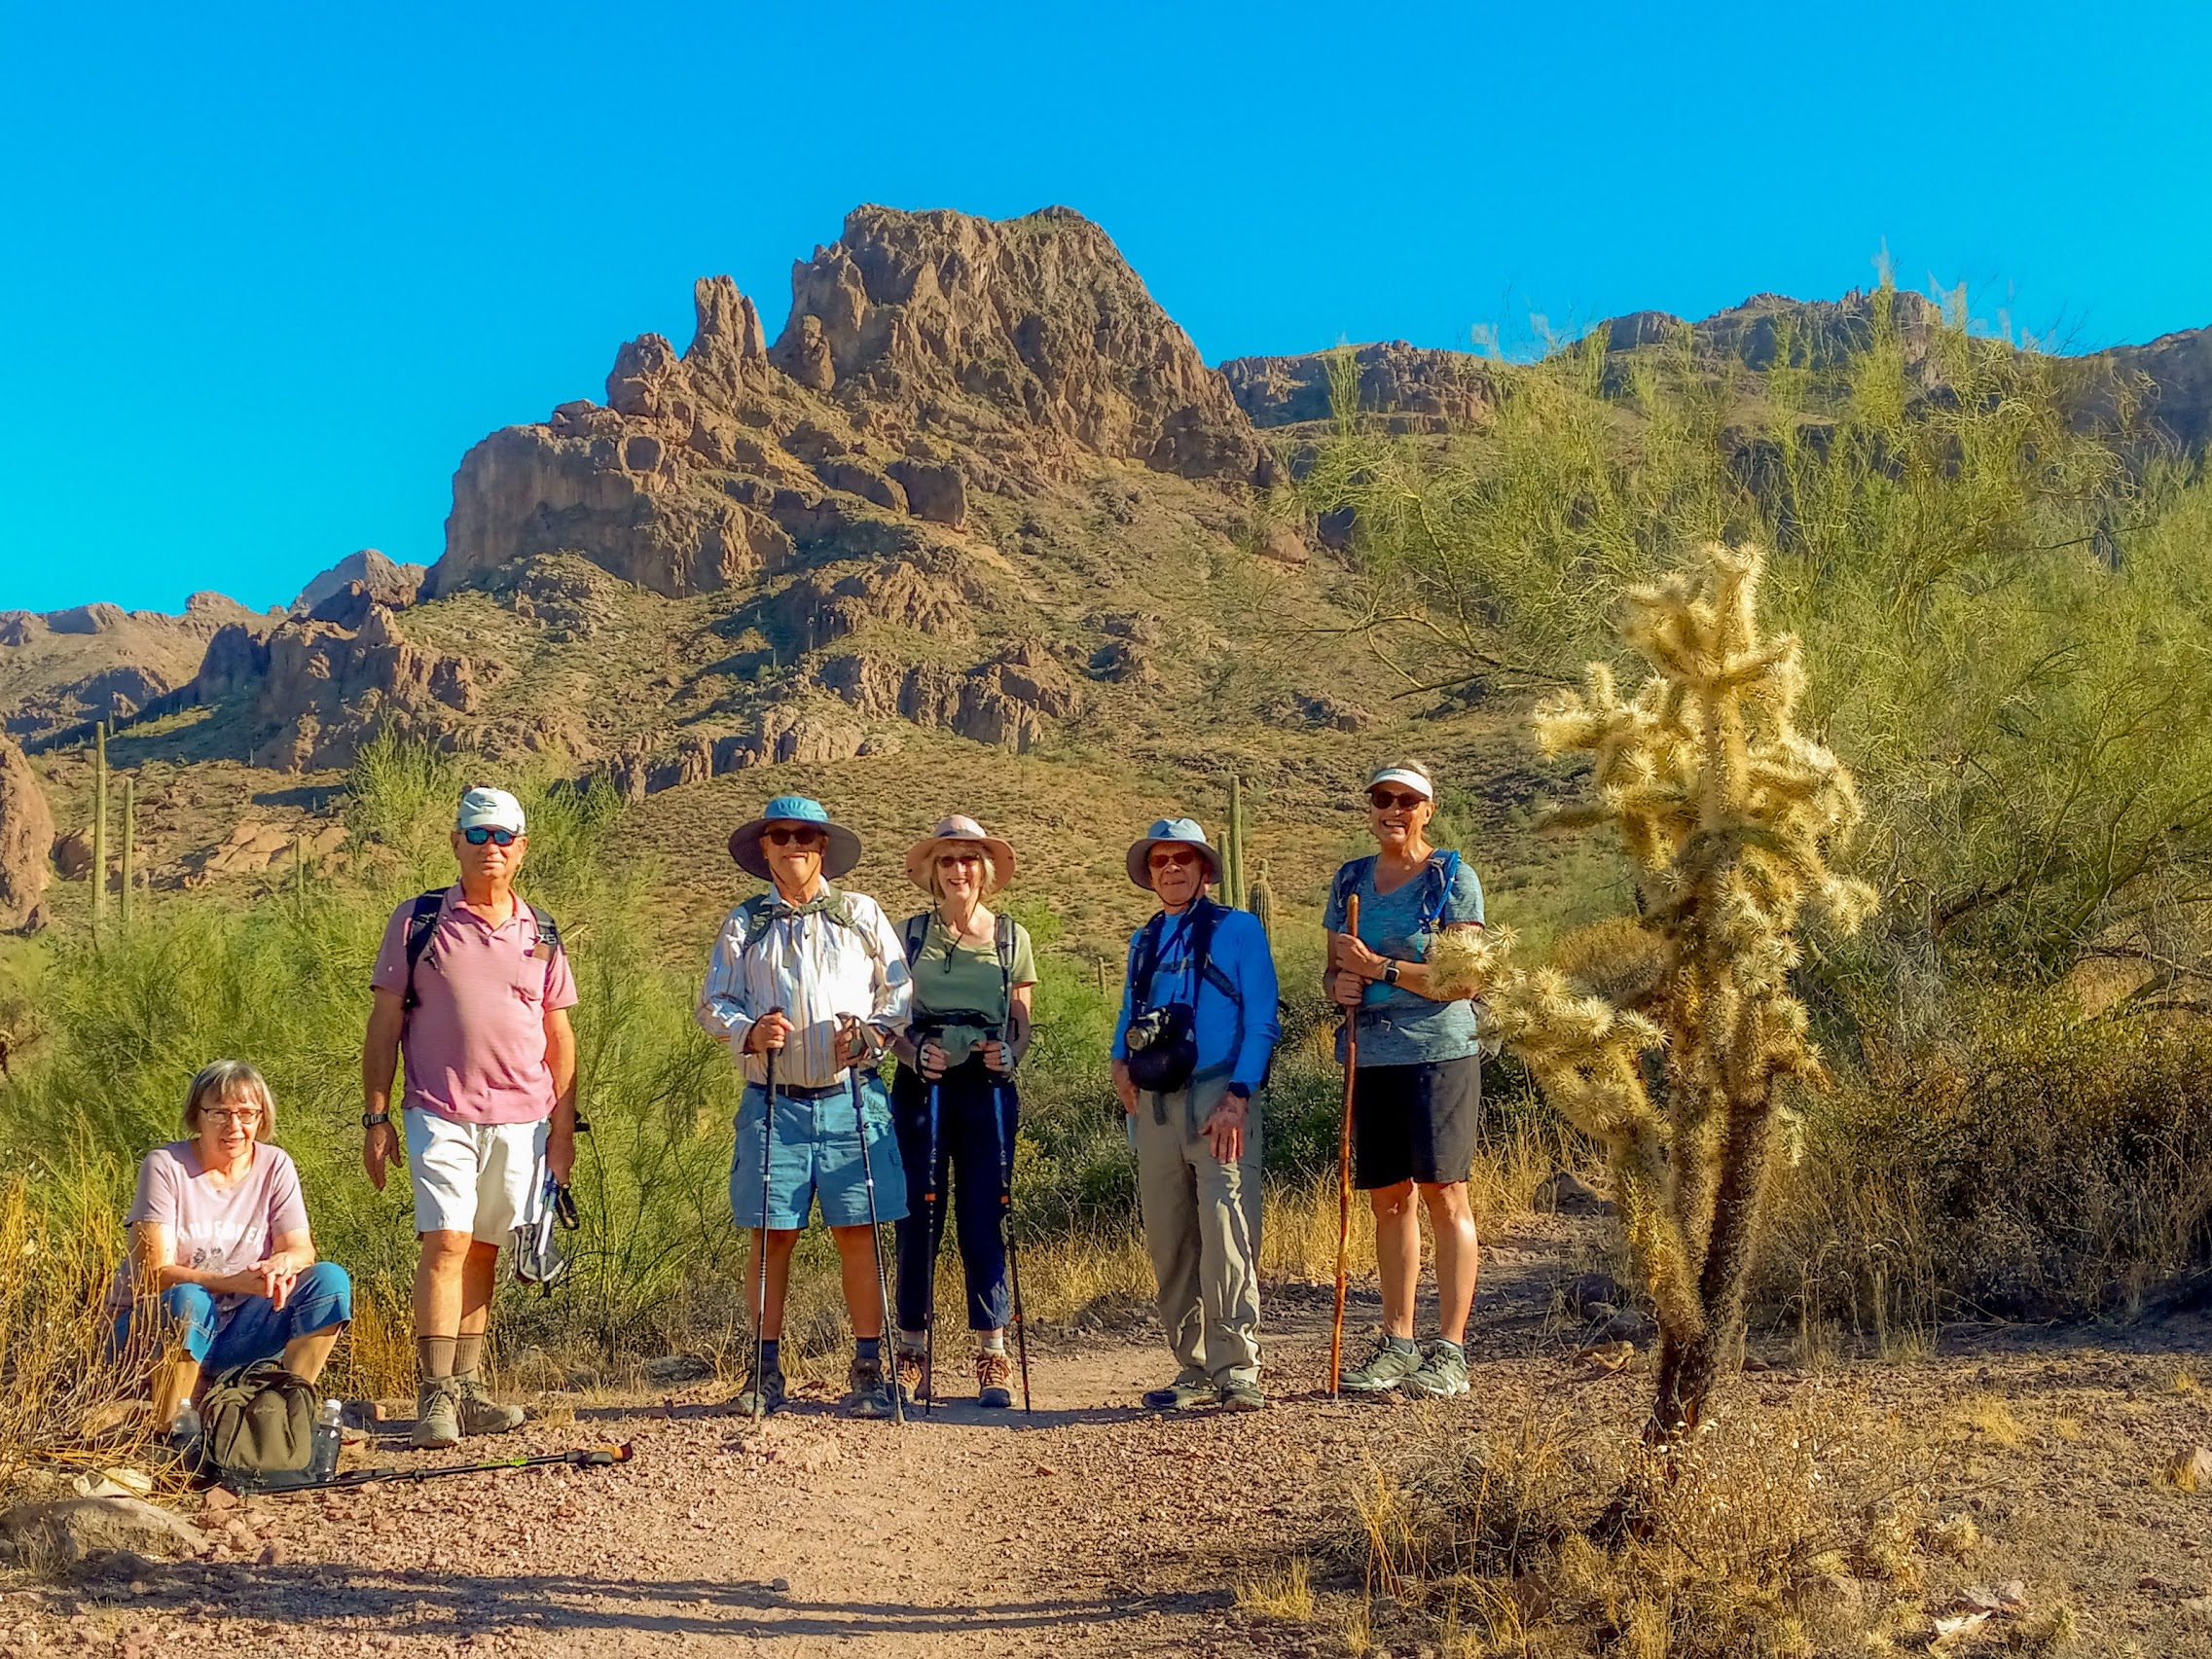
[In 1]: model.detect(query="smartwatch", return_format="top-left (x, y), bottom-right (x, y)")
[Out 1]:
top-left (362, 1110), bottom-right (391, 1130)
top-left (1382, 960), bottom-right (1401, 986)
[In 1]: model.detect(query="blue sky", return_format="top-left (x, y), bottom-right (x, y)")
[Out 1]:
top-left (4, 1), bottom-right (2209, 615)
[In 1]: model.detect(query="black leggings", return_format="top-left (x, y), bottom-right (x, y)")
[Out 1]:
top-left (890, 1060), bottom-right (1019, 1332)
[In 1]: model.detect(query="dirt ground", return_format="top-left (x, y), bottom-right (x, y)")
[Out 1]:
top-left (5, 1215), bottom-right (2211, 1658)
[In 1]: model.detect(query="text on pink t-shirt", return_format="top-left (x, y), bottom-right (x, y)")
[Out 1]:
top-left (113, 1140), bottom-right (310, 1312)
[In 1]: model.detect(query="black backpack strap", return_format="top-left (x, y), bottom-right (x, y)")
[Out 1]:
top-left (995, 914), bottom-right (1017, 1035)
top-left (1191, 897), bottom-right (1242, 1006)
top-left (528, 902), bottom-right (562, 958)
top-left (1129, 911), bottom-right (1170, 1011)
top-left (902, 912), bottom-right (931, 967)
top-left (400, 890), bottom-right (447, 1012)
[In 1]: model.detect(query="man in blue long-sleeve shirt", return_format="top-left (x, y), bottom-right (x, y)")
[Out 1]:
top-left (1111, 816), bottom-right (1281, 1412)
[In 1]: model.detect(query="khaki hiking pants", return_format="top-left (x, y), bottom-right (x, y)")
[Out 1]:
top-left (1132, 1074), bottom-right (1263, 1387)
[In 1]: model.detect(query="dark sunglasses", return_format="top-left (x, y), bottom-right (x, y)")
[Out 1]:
top-left (1368, 790), bottom-right (1428, 811)
top-left (1148, 848), bottom-right (1202, 869)
top-left (463, 826), bottom-right (520, 847)
top-left (765, 826), bottom-right (826, 847)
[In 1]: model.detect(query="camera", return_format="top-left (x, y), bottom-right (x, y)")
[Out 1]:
top-left (1125, 1007), bottom-right (1173, 1052)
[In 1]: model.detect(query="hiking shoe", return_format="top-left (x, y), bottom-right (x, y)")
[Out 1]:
top-left (975, 1350), bottom-right (1014, 1409)
top-left (455, 1373), bottom-right (526, 1435)
top-left (729, 1365), bottom-right (785, 1418)
top-left (1215, 1379), bottom-right (1265, 1413)
top-left (1339, 1333), bottom-right (1424, 1394)
top-left (1402, 1339), bottom-right (1471, 1399)
top-left (844, 1356), bottom-right (897, 1420)
top-left (412, 1379), bottom-right (461, 1451)
top-left (895, 1348), bottom-right (930, 1407)
top-left (1142, 1372), bottom-right (1215, 1411)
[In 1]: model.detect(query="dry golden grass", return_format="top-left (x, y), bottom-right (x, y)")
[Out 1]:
top-left (329, 1275), bottom-right (417, 1401)
top-left (1956, 1394), bottom-right (2028, 1451)
top-left (1236, 1555), bottom-right (1317, 1623)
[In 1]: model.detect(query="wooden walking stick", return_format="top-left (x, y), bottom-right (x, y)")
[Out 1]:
top-left (1329, 893), bottom-right (1361, 1399)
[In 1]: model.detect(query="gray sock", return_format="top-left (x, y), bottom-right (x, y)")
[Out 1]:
top-left (417, 1336), bottom-right (457, 1382)
top-left (453, 1333), bottom-right (487, 1378)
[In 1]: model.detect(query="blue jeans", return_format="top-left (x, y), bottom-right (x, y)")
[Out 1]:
top-left (891, 1060), bottom-right (1017, 1332)
top-left (112, 1261), bottom-right (352, 1370)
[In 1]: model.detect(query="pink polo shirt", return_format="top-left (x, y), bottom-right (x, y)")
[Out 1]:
top-left (371, 886), bottom-right (579, 1126)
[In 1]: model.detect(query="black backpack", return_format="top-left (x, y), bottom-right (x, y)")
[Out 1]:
top-left (1124, 898), bottom-right (1243, 1095)
top-left (199, 1359), bottom-right (319, 1491)
top-left (901, 911), bottom-right (1020, 1030)
top-left (401, 889), bottom-right (563, 1012)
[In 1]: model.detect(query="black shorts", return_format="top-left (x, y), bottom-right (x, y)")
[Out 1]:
top-left (1352, 1055), bottom-right (1482, 1190)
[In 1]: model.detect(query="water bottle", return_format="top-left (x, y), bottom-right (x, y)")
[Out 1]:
top-left (308, 1399), bottom-right (344, 1482)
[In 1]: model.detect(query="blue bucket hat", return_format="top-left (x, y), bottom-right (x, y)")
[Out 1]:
top-left (729, 795), bottom-right (863, 882)
top-left (1125, 816), bottom-right (1222, 890)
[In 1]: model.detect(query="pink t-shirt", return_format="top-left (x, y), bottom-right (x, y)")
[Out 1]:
top-left (111, 1140), bottom-right (310, 1312)
top-left (371, 887), bottom-right (579, 1126)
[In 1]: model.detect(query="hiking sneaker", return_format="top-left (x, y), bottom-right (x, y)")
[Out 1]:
top-left (1402, 1339), bottom-right (1471, 1399)
top-left (1215, 1379), bottom-right (1265, 1413)
top-left (895, 1347), bottom-right (931, 1407)
top-left (1339, 1334), bottom-right (1424, 1394)
top-left (729, 1365), bottom-right (786, 1418)
top-left (412, 1379), bottom-right (461, 1451)
top-left (455, 1373), bottom-right (526, 1435)
top-left (975, 1350), bottom-right (1014, 1409)
top-left (1142, 1372), bottom-right (1215, 1411)
top-left (844, 1355), bottom-right (897, 1420)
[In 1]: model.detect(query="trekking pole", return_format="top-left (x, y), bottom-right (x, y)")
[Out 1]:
top-left (845, 1031), bottom-right (903, 1425)
top-left (924, 1071), bottom-right (942, 1417)
top-left (754, 1007), bottom-right (783, 1423)
top-left (246, 1442), bottom-right (634, 1496)
top-left (1330, 895), bottom-right (1361, 1401)
top-left (996, 1022), bottom-right (1032, 1413)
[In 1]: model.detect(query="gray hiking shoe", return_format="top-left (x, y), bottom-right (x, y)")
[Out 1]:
top-left (844, 1355), bottom-right (897, 1420)
top-left (1142, 1371), bottom-right (1215, 1411)
top-left (1402, 1339), bottom-right (1470, 1399)
top-left (455, 1373), bottom-right (526, 1435)
top-left (729, 1365), bottom-right (785, 1418)
top-left (412, 1379), bottom-right (461, 1451)
top-left (1215, 1379), bottom-right (1265, 1413)
top-left (1339, 1334), bottom-right (1424, 1394)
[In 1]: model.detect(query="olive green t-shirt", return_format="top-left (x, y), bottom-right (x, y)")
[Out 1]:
top-left (906, 912), bottom-right (1037, 1065)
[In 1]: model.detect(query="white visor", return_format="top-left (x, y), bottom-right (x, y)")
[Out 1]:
top-left (1365, 767), bottom-right (1434, 801)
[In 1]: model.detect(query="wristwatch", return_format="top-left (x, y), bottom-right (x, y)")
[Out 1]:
top-left (1382, 960), bottom-right (1401, 986)
top-left (361, 1110), bottom-right (390, 1130)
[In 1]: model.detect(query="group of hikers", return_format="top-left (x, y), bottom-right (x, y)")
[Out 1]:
top-left (111, 761), bottom-right (1489, 1446)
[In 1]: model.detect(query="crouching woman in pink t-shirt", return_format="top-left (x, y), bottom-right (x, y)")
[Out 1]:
top-left (109, 1060), bottom-right (351, 1434)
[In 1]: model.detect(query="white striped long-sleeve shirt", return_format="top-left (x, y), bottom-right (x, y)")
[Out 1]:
top-left (694, 886), bottom-right (913, 1089)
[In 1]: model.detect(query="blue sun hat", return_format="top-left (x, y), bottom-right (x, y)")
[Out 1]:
top-left (728, 795), bottom-right (863, 882)
top-left (1125, 816), bottom-right (1222, 890)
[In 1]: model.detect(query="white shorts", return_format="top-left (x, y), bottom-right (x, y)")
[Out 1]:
top-left (405, 1109), bottom-right (548, 1242)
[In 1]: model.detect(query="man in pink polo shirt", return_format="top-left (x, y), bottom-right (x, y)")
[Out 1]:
top-left (363, 786), bottom-right (579, 1451)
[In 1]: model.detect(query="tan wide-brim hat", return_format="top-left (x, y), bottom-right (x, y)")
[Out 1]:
top-left (905, 814), bottom-right (1016, 894)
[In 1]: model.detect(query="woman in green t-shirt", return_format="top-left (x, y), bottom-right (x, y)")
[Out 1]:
top-left (888, 814), bottom-right (1038, 1407)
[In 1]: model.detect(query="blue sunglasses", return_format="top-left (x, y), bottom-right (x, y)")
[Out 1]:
top-left (462, 826), bottom-right (519, 847)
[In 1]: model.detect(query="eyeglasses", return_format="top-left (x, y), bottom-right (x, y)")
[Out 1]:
top-left (765, 827), bottom-right (826, 848)
top-left (937, 850), bottom-right (983, 866)
top-left (462, 826), bottom-right (519, 847)
top-left (201, 1107), bottom-right (262, 1127)
top-left (1368, 790), bottom-right (1428, 811)
top-left (1148, 848), bottom-right (1201, 870)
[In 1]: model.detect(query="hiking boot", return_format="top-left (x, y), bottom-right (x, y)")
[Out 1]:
top-left (975, 1350), bottom-right (1014, 1409)
top-left (1142, 1371), bottom-right (1215, 1411)
top-left (1339, 1333), bottom-right (1424, 1395)
top-left (729, 1364), bottom-right (785, 1418)
top-left (455, 1373), bottom-right (526, 1435)
top-left (412, 1379), bottom-right (461, 1451)
top-left (895, 1348), bottom-right (930, 1407)
top-left (844, 1355), bottom-right (897, 1420)
top-left (1215, 1379), bottom-right (1265, 1413)
top-left (1402, 1339), bottom-right (1471, 1399)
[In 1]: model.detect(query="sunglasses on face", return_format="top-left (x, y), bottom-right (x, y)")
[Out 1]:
top-left (1368, 791), bottom-right (1428, 811)
top-left (1149, 848), bottom-right (1201, 871)
top-left (765, 827), bottom-right (826, 848)
top-left (463, 826), bottom-right (519, 847)
top-left (937, 850), bottom-right (983, 866)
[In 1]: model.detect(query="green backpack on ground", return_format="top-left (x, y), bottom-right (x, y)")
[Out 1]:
top-left (199, 1359), bottom-right (319, 1490)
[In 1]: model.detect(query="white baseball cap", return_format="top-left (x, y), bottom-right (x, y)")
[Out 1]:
top-left (456, 786), bottom-right (526, 835)
top-left (1365, 763), bottom-right (1435, 801)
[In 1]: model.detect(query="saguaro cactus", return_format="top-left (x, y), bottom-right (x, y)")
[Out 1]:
top-left (1225, 774), bottom-right (1248, 910)
top-left (120, 775), bottom-right (135, 929)
top-left (91, 722), bottom-right (109, 938)
top-left (1431, 543), bottom-right (1873, 1434)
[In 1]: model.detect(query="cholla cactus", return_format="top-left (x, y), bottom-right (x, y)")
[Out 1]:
top-left (1432, 542), bottom-right (1873, 1433)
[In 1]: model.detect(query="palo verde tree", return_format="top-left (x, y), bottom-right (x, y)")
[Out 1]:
top-left (1432, 541), bottom-right (1874, 1432)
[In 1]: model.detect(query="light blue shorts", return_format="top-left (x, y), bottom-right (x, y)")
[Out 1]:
top-left (729, 1073), bottom-right (908, 1232)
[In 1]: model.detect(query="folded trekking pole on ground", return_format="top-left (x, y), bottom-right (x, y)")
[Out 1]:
top-left (1330, 894), bottom-right (1361, 1400)
top-left (235, 1443), bottom-right (633, 1496)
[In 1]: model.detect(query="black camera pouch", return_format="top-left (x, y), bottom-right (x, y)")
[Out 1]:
top-left (1126, 1001), bottom-right (1199, 1097)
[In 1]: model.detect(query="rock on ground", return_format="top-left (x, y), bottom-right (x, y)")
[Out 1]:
top-left (0, 736), bottom-right (54, 929)
top-left (0, 1497), bottom-right (207, 1564)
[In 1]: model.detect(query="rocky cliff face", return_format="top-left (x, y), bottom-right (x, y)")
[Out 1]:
top-left (430, 205), bottom-right (1263, 602)
top-left (1224, 341), bottom-right (1500, 431)
top-left (0, 593), bottom-right (274, 744)
top-left (0, 737), bottom-right (54, 930)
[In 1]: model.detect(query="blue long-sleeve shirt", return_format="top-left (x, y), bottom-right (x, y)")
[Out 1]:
top-left (1110, 898), bottom-right (1281, 1094)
